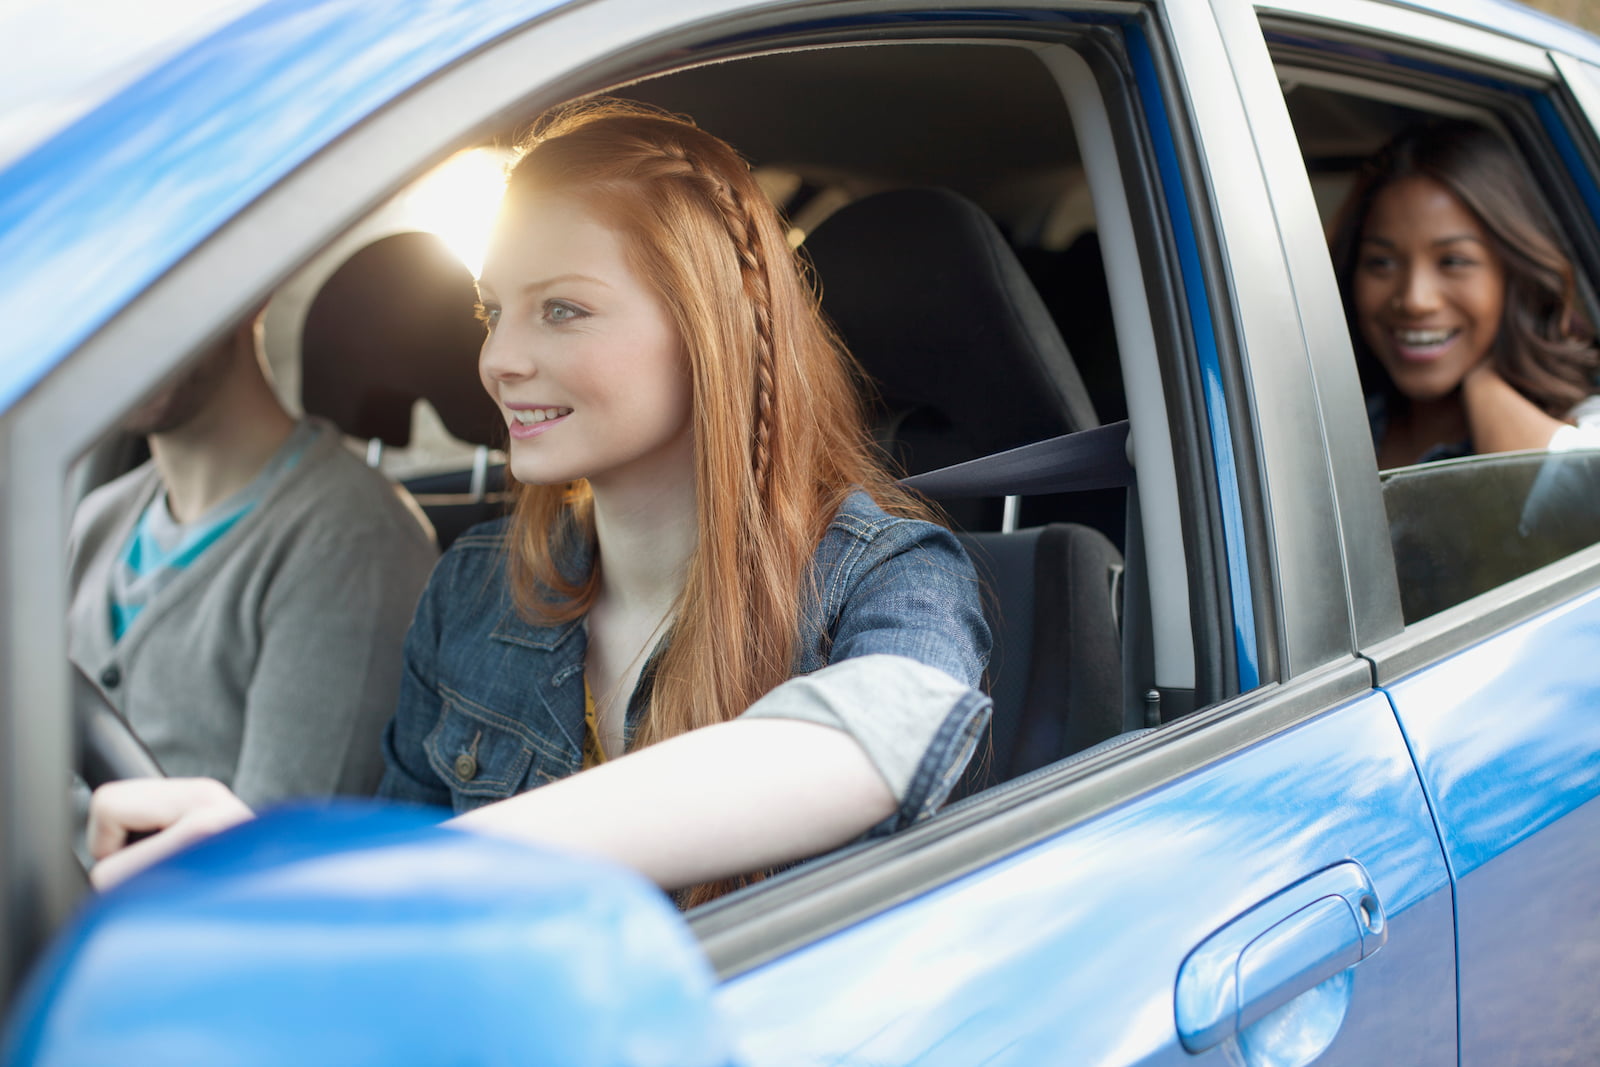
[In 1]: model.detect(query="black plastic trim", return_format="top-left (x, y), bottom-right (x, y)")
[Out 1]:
top-left (1364, 543), bottom-right (1600, 686)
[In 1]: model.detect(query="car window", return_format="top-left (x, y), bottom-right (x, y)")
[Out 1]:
top-left (21, 0), bottom-right (1376, 1007)
top-left (266, 36), bottom-right (1213, 760)
top-left (50, 9), bottom-right (1263, 927)
top-left (1272, 33), bottom-right (1600, 625)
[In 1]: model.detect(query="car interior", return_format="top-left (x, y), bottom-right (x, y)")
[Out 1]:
top-left (64, 24), bottom-right (1600, 899)
top-left (275, 40), bottom-right (1159, 807)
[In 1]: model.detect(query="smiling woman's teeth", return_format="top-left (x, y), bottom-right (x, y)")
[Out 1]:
top-left (512, 407), bottom-right (572, 425)
top-left (1395, 329), bottom-right (1455, 346)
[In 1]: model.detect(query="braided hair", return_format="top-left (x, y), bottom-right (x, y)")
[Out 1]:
top-left (496, 100), bottom-right (927, 892)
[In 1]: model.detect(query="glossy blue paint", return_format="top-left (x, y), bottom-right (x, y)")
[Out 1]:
top-left (1125, 25), bottom-right (1260, 690)
top-left (1230, 969), bottom-right (1353, 1067)
top-left (0, 0), bottom-right (568, 414)
top-left (1382, 586), bottom-right (1600, 1064)
top-left (718, 693), bottom-right (1453, 1065)
top-left (1176, 861), bottom-right (1384, 1053)
top-left (3, 804), bottom-right (732, 1066)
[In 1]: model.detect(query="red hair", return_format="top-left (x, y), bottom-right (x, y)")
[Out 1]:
top-left (496, 101), bottom-right (928, 900)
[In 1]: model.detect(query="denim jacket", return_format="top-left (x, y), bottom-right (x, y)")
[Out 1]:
top-left (378, 491), bottom-right (992, 833)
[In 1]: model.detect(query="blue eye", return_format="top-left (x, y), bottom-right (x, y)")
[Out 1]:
top-left (544, 300), bottom-right (586, 324)
top-left (474, 303), bottom-right (500, 331)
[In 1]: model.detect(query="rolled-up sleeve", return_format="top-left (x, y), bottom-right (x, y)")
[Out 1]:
top-left (741, 509), bottom-right (992, 831)
top-left (740, 654), bottom-right (990, 830)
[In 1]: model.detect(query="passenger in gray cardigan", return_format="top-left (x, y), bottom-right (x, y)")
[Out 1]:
top-left (67, 316), bottom-right (438, 808)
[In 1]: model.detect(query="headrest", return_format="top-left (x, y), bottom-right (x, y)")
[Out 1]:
top-left (803, 188), bottom-right (1098, 470)
top-left (301, 232), bottom-right (500, 448)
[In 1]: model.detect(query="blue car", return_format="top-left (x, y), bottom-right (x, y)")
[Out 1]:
top-left (4, 0), bottom-right (1599, 1063)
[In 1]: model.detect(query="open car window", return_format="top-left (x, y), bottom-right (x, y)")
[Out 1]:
top-left (1271, 16), bottom-right (1600, 627)
top-left (17, 3), bottom-right (1598, 1062)
top-left (30, 4), bottom-right (1278, 963)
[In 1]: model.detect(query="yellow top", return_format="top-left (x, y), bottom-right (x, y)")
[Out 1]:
top-left (582, 677), bottom-right (609, 770)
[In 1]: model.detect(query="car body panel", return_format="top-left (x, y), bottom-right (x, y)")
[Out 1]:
top-left (1382, 586), bottom-right (1600, 1065)
top-left (2, 0), bottom-right (1598, 1060)
top-left (716, 692), bottom-right (1454, 1065)
top-left (0, 0), bottom-right (262, 171)
top-left (4, 806), bottom-right (734, 1066)
top-left (0, 0), bottom-right (570, 412)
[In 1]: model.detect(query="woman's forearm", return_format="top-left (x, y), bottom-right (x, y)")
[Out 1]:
top-left (1463, 363), bottom-right (1567, 454)
top-left (448, 719), bottom-right (895, 889)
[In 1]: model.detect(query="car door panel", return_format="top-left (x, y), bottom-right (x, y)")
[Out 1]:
top-left (716, 688), bottom-right (1454, 1065)
top-left (1378, 583), bottom-right (1600, 1065)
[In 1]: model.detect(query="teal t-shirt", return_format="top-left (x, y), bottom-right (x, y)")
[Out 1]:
top-left (108, 422), bottom-right (317, 641)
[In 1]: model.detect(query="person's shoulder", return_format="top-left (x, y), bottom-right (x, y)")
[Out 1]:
top-left (277, 420), bottom-right (434, 542)
top-left (79, 460), bottom-right (159, 508)
top-left (428, 516), bottom-right (513, 584)
top-left (1568, 393), bottom-right (1600, 426)
top-left (818, 490), bottom-right (973, 583)
top-left (290, 421), bottom-right (410, 503)
top-left (71, 461), bottom-right (160, 542)
top-left (444, 515), bottom-right (514, 555)
top-left (419, 516), bottom-right (517, 618)
top-left (826, 488), bottom-right (949, 545)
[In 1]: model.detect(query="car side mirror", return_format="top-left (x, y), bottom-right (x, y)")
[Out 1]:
top-left (3, 803), bottom-right (735, 1066)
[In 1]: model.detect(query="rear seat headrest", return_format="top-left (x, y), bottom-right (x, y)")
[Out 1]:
top-left (803, 187), bottom-right (1099, 470)
top-left (301, 231), bottom-right (501, 448)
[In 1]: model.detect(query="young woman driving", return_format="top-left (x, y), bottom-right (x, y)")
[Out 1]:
top-left (1328, 119), bottom-right (1600, 468)
top-left (88, 102), bottom-right (992, 903)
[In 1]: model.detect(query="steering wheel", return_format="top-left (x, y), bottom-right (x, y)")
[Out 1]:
top-left (73, 664), bottom-right (164, 786)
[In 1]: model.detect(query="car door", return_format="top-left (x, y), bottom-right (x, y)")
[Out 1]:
top-left (1253, 3), bottom-right (1600, 1062)
top-left (684, 2), bottom-right (1457, 1063)
top-left (0, 0), bottom-right (1457, 1059)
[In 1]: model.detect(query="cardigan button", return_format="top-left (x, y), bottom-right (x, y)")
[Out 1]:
top-left (453, 753), bottom-right (478, 781)
top-left (99, 664), bottom-right (121, 689)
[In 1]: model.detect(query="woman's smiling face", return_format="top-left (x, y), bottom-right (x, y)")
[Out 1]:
top-left (1353, 175), bottom-right (1507, 403)
top-left (476, 194), bottom-right (694, 493)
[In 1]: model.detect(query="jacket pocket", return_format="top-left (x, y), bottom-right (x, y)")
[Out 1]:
top-left (423, 683), bottom-right (539, 812)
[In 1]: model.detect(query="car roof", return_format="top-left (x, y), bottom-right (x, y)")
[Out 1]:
top-left (0, 0), bottom-right (571, 414)
top-left (1398, 0), bottom-right (1600, 59)
top-left (0, 0), bottom-right (263, 173)
top-left (1, 0), bottom-right (1597, 416)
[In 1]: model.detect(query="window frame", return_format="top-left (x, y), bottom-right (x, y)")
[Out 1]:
top-left (3, 0), bottom-right (1371, 996)
top-left (1255, 1), bottom-right (1600, 681)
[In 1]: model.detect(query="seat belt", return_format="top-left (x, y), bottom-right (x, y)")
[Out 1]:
top-left (902, 419), bottom-right (1133, 497)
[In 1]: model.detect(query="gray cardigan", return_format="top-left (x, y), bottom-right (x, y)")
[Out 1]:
top-left (67, 420), bottom-right (438, 806)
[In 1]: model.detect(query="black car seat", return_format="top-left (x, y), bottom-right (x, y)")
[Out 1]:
top-left (300, 231), bottom-right (508, 550)
top-left (803, 186), bottom-right (1100, 531)
top-left (802, 188), bottom-right (1127, 798)
top-left (952, 524), bottom-right (1124, 799)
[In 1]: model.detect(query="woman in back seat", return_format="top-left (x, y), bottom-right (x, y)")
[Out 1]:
top-left (88, 100), bottom-right (991, 905)
top-left (1329, 119), bottom-right (1600, 468)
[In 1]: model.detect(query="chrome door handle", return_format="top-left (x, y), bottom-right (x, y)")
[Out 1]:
top-left (1175, 861), bottom-right (1387, 1053)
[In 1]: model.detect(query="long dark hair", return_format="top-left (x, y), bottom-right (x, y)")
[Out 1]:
top-left (1328, 119), bottom-right (1599, 416)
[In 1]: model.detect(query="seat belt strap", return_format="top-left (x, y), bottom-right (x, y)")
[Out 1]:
top-left (902, 420), bottom-right (1133, 498)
